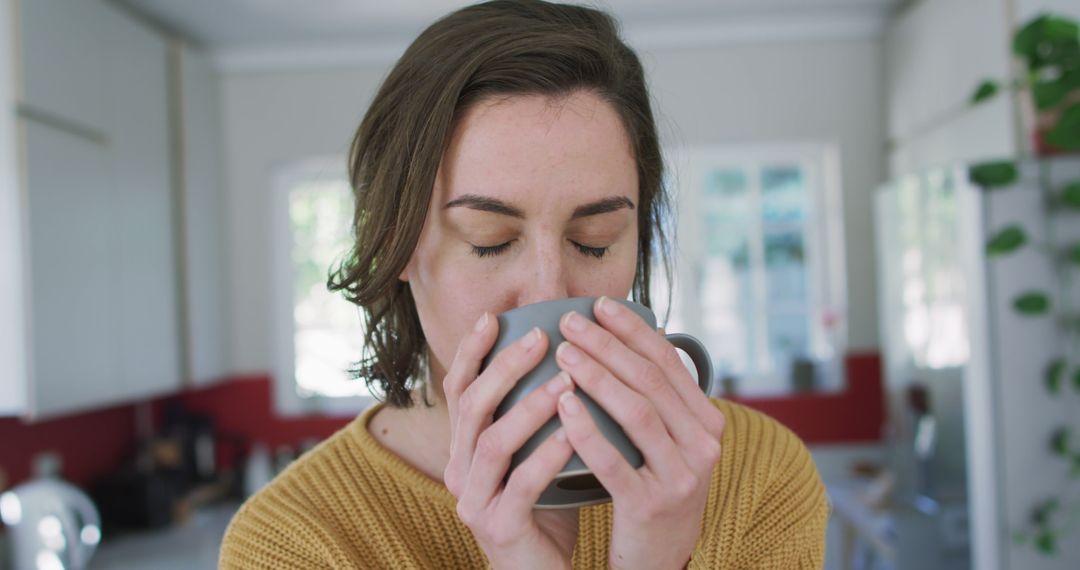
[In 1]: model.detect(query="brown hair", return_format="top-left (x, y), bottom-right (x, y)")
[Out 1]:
top-left (327, 0), bottom-right (672, 408)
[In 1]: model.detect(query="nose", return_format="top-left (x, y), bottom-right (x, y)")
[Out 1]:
top-left (515, 239), bottom-right (570, 307)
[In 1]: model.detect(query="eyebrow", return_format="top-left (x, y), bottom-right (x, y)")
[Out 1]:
top-left (444, 194), bottom-right (635, 220)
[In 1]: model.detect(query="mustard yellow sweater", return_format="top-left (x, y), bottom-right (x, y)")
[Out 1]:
top-left (220, 398), bottom-right (829, 569)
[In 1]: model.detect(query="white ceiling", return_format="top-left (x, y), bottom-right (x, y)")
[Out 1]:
top-left (114, 0), bottom-right (907, 70)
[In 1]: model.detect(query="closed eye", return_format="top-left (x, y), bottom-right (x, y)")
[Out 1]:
top-left (469, 240), bottom-right (609, 259)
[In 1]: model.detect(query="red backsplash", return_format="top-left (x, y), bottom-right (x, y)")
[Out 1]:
top-left (0, 352), bottom-right (883, 491)
top-left (0, 405), bottom-right (137, 490)
top-left (730, 352), bottom-right (885, 443)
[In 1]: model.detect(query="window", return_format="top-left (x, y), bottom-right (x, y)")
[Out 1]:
top-left (670, 144), bottom-right (846, 396)
top-left (272, 158), bottom-right (372, 415)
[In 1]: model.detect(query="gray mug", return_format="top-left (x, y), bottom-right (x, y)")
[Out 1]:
top-left (480, 296), bottom-right (713, 509)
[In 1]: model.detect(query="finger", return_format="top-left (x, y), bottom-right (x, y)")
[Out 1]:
top-left (500, 427), bottom-right (575, 513)
top-left (591, 297), bottom-right (726, 440)
top-left (555, 342), bottom-right (687, 481)
top-left (463, 372), bottom-right (573, 509)
top-left (559, 308), bottom-right (709, 454)
top-left (448, 327), bottom-right (549, 495)
top-left (444, 312), bottom-right (500, 430)
top-left (556, 391), bottom-right (642, 497)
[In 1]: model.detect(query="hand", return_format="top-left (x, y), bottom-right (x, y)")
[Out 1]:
top-left (442, 312), bottom-right (580, 570)
top-left (554, 297), bottom-right (726, 570)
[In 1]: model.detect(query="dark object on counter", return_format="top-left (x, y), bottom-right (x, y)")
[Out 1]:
top-left (720, 374), bottom-right (738, 396)
top-left (91, 467), bottom-right (184, 531)
top-left (161, 402), bottom-right (218, 484)
top-left (790, 356), bottom-right (817, 392)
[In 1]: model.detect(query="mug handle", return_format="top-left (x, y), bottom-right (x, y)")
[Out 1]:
top-left (664, 333), bottom-right (714, 397)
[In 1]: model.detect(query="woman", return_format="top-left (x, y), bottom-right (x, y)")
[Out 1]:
top-left (220, 1), bottom-right (829, 568)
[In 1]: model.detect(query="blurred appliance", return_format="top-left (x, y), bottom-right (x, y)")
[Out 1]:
top-left (0, 478), bottom-right (101, 570)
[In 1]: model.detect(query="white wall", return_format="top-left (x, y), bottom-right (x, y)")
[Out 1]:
top-left (986, 162), bottom-right (1080, 570)
top-left (885, 0), bottom-right (1017, 176)
top-left (221, 67), bottom-right (382, 373)
top-left (644, 39), bottom-right (885, 350)
top-left (221, 38), bottom-right (886, 372)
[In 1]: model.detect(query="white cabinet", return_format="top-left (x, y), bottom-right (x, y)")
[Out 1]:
top-left (2, 0), bottom-right (182, 419)
top-left (17, 0), bottom-right (110, 136)
top-left (0, 0), bottom-right (26, 416)
top-left (100, 4), bottom-right (181, 402)
top-left (22, 122), bottom-right (120, 415)
top-left (175, 43), bottom-right (230, 387)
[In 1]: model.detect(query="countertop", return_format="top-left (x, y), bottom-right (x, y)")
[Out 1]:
top-left (87, 501), bottom-right (240, 570)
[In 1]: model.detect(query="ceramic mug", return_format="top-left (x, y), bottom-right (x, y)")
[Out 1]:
top-left (480, 296), bottom-right (714, 508)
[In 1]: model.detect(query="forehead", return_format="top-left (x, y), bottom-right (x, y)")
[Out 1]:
top-left (437, 91), bottom-right (638, 206)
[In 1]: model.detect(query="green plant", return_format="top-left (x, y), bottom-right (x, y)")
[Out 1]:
top-left (969, 12), bottom-right (1080, 557)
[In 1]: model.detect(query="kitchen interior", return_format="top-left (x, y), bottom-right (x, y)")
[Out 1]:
top-left (2, 0), bottom-right (1079, 569)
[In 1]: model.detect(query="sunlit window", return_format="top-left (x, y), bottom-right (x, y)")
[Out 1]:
top-left (676, 145), bottom-right (846, 395)
top-left (287, 176), bottom-right (370, 399)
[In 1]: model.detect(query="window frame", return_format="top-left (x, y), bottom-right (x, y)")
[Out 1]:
top-left (668, 142), bottom-right (847, 394)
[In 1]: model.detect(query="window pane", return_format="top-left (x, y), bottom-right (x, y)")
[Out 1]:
top-left (760, 165), bottom-right (811, 373)
top-left (763, 230), bottom-right (807, 305)
top-left (702, 257), bottom-right (756, 375)
top-left (761, 165), bottom-right (806, 224)
top-left (290, 179), bottom-right (370, 398)
top-left (700, 168), bottom-right (757, 375)
top-left (766, 311), bottom-right (810, 373)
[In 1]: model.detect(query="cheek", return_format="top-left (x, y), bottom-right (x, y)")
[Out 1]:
top-left (410, 251), bottom-right (515, 371)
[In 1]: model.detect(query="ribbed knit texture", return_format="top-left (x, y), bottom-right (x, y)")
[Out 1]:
top-left (219, 398), bottom-right (829, 569)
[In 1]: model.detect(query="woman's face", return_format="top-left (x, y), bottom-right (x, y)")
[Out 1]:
top-left (400, 90), bottom-right (640, 386)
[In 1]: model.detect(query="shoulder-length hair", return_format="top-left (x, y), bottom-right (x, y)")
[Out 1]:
top-left (327, 0), bottom-right (672, 408)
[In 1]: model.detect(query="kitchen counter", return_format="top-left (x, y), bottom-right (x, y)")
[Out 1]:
top-left (88, 501), bottom-right (239, 570)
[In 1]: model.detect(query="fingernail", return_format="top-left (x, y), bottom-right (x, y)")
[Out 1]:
top-left (474, 312), bottom-right (488, 332)
top-left (546, 371), bottom-right (572, 395)
top-left (564, 311), bottom-right (587, 332)
top-left (556, 342), bottom-right (582, 364)
top-left (521, 327), bottom-right (542, 349)
top-left (559, 391), bottom-right (582, 415)
top-left (554, 427), bottom-right (567, 442)
top-left (598, 296), bottom-right (619, 317)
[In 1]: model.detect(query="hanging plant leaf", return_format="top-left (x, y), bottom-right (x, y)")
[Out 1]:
top-left (1014, 291), bottom-right (1051, 314)
top-left (969, 161), bottom-right (1019, 188)
top-left (1069, 243), bottom-right (1080, 265)
top-left (1034, 530), bottom-right (1057, 555)
top-left (1032, 78), bottom-right (1070, 110)
top-left (1045, 359), bottom-right (1066, 394)
top-left (1062, 68), bottom-right (1080, 92)
top-left (1014, 15), bottom-right (1080, 70)
top-left (1072, 454), bottom-right (1080, 479)
top-left (1045, 103), bottom-right (1080, 151)
top-left (1073, 367), bottom-right (1080, 394)
top-left (1061, 181), bottom-right (1080, 209)
top-left (1051, 427), bottom-right (1071, 456)
top-left (970, 80), bottom-right (1000, 105)
top-left (1032, 498), bottom-right (1061, 526)
top-left (986, 225), bottom-right (1027, 256)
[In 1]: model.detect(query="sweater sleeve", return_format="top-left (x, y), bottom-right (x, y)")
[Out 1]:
top-left (687, 400), bottom-right (830, 570)
top-left (737, 421), bottom-right (830, 569)
top-left (216, 498), bottom-right (328, 570)
top-left (219, 491), bottom-right (346, 570)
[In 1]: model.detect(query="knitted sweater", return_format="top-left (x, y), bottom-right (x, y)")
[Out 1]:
top-left (219, 398), bottom-right (829, 569)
